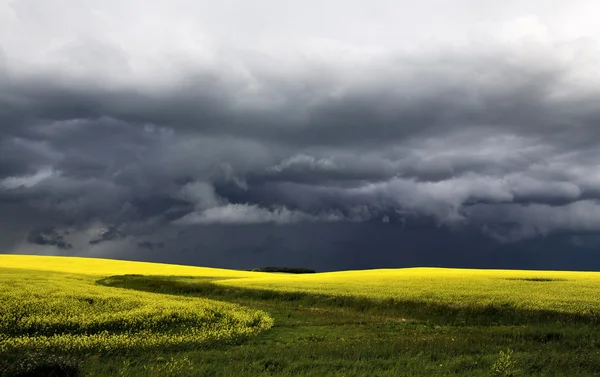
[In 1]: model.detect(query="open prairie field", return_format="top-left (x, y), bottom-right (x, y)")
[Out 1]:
top-left (2, 254), bottom-right (600, 376)
top-left (218, 268), bottom-right (600, 320)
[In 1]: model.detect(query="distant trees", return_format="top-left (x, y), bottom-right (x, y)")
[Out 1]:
top-left (248, 267), bottom-right (316, 274)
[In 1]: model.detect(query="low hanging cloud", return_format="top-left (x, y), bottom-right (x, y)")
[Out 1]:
top-left (176, 204), bottom-right (342, 225)
top-left (467, 200), bottom-right (600, 241)
top-left (26, 227), bottom-right (72, 250)
top-left (2, 0), bottom-right (600, 268)
top-left (174, 180), bottom-right (342, 225)
top-left (89, 226), bottom-right (124, 245)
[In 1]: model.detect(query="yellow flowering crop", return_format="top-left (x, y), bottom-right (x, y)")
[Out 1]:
top-left (216, 267), bottom-right (600, 315)
top-left (0, 258), bottom-right (272, 354)
top-left (4, 253), bottom-right (600, 355)
top-left (0, 254), bottom-right (259, 277)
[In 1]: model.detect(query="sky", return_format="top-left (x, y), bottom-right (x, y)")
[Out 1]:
top-left (2, 0), bottom-right (600, 271)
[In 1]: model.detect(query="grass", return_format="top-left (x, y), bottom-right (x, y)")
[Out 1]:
top-left (2, 254), bottom-right (600, 376)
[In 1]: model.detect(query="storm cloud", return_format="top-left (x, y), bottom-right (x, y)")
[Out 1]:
top-left (2, 0), bottom-right (600, 270)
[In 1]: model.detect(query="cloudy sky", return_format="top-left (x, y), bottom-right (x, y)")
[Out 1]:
top-left (2, 0), bottom-right (600, 271)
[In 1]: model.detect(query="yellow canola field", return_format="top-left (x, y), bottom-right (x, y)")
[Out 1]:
top-left (0, 255), bottom-right (272, 354)
top-left (0, 254), bottom-right (258, 277)
top-left (3, 253), bottom-right (600, 355)
top-left (216, 267), bottom-right (600, 315)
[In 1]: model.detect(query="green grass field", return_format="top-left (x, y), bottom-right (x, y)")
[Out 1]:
top-left (2, 254), bottom-right (600, 376)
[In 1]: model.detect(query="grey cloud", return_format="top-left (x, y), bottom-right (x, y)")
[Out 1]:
top-left (27, 227), bottom-right (72, 250)
top-left (467, 200), bottom-right (600, 241)
top-left (3, 0), bottom-right (600, 269)
top-left (137, 241), bottom-right (164, 250)
top-left (89, 226), bottom-right (124, 245)
top-left (3, 41), bottom-right (600, 150)
top-left (176, 203), bottom-right (342, 225)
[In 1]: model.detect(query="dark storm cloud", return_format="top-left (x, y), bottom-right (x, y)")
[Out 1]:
top-left (89, 226), bottom-right (124, 245)
top-left (3, 50), bottom-right (600, 239)
top-left (3, 0), bottom-right (600, 269)
top-left (27, 227), bottom-right (72, 250)
top-left (3, 45), bottom-right (600, 150)
top-left (137, 241), bottom-right (164, 250)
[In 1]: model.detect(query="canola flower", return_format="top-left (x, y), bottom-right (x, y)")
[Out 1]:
top-left (0, 254), bottom-right (259, 277)
top-left (0, 260), bottom-right (273, 354)
top-left (216, 267), bottom-right (600, 316)
top-left (4, 254), bottom-right (600, 355)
